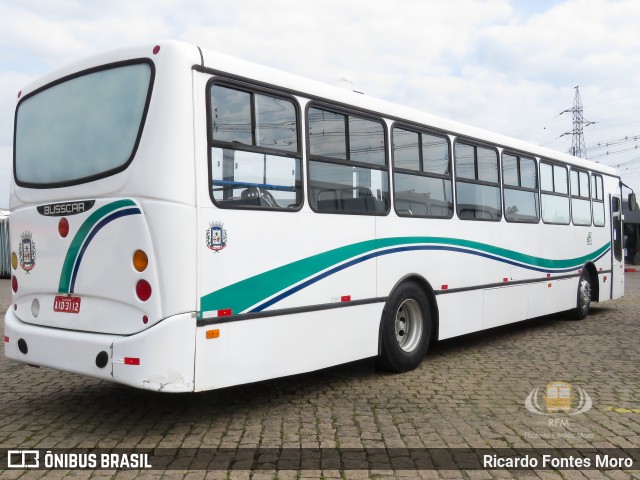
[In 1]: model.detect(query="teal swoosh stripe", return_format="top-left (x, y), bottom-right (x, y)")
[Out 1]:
top-left (200, 237), bottom-right (611, 315)
top-left (58, 199), bottom-right (138, 293)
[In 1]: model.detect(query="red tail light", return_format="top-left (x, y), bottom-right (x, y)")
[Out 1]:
top-left (58, 218), bottom-right (69, 238)
top-left (136, 280), bottom-right (152, 301)
top-left (11, 276), bottom-right (18, 293)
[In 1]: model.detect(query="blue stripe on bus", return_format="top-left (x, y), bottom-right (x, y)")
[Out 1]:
top-left (249, 244), bottom-right (611, 313)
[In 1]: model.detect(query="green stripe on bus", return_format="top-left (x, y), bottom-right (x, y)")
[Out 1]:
top-left (200, 237), bottom-right (611, 315)
top-left (58, 199), bottom-right (137, 293)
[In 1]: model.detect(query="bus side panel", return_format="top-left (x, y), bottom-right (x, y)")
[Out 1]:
top-left (528, 282), bottom-right (547, 319)
top-left (376, 216), bottom-right (535, 339)
top-left (545, 278), bottom-right (577, 315)
top-left (141, 200), bottom-right (197, 317)
top-left (194, 304), bottom-right (382, 391)
top-left (436, 291), bottom-right (484, 340)
top-left (482, 284), bottom-right (529, 330)
top-left (195, 210), bottom-right (377, 312)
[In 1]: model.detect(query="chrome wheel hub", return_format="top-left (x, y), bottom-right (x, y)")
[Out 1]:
top-left (394, 299), bottom-right (423, 353)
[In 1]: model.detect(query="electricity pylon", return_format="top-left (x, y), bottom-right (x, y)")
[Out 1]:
top-left (560, 86), bottom-right (594, 159)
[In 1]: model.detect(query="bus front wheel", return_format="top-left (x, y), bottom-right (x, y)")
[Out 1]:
top-left (377, 281), bottom-right (432, 372)
top-left (572, 271), bottom-right (592, 320)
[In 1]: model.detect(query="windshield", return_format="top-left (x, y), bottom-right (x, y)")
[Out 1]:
top-left (14, 61), bottom-right (153, 187)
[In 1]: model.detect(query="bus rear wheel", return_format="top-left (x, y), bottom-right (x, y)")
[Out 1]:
top-left (377, 281), bottom-right (431, 372)
top-left (571, 271), bottom-right (592, 320)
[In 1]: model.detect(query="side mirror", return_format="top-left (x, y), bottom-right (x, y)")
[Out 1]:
top-left (629, 193), bottom-right (638, 211)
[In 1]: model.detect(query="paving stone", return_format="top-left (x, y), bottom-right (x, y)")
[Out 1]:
top-left (1, 274), bottom-right (639, 479)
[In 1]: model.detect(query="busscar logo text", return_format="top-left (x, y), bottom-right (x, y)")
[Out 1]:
top-left (37, 200), bottom-right (95, 217)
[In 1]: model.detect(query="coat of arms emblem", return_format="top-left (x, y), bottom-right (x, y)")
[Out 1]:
top-left (206, 221), bottom-right (228, 252)
top-left (19, 231), bottom-right (37, 272)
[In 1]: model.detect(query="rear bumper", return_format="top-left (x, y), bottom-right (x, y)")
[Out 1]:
top-left (3, 309), bottom-right (196, 392)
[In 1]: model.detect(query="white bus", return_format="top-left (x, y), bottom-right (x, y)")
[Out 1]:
top-left (4, 41), bottom-right (632, 392)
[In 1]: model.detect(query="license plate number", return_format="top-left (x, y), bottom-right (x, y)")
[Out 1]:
top-left (53, 296), bottom-right (81, 314)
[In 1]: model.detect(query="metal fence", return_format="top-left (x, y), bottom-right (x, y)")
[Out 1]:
top-left (0, 217), bottom-right (9, 278)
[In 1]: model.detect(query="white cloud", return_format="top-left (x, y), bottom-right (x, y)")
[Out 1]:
top-left (1, 0), bottom-right (640, 203)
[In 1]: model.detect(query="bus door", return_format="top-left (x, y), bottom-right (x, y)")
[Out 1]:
top-left (610, 195), bottom-right (624, 299)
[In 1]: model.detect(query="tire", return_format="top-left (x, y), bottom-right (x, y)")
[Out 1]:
top-left (571, 270), bottom-right (592, 320)
top-left (377, 281), bottom-right (432, 372)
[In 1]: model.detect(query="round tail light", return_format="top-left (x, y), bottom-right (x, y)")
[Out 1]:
top-left (136, 280), bottom-right (152, 301)
top-left (58, 218), bottom-right (69, 238)
top-left (11, 275), bottom-right (18, 293)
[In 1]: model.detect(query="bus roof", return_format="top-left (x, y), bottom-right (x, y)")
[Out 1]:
top-left (198, 44), bottom-right (618, 178)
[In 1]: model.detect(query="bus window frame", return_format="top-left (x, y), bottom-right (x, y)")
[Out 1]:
top-left (569, 167), bottom-right (592, 227)
top-left (453, 138), bottom-right (502, 222)
top-left (591, 173), bottom-right (605, 227)
top-left (13, 58), bottom-right (156, 190)
top-left (206, 77), bottom-right (304, 212)
top-left (540, 159), bottom-right (571, 225)
top-left (391, 122), bottom-right (454, 219)
top-left (501, 150), bottom-right (540, 224)
top-left (305, 101), bottom-right (390, 216)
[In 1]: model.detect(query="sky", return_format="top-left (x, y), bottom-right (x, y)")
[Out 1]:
top-left (1, 0), bottom-right (639, 209)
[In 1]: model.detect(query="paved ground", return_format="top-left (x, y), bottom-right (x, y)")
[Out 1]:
top-left (0, 274), bottom-right (639, 479)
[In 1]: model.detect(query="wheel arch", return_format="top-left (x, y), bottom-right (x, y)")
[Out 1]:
top-left (583, 262), bottom-right (599, 302)
top-left (378, 274), bottom-right (440, 355)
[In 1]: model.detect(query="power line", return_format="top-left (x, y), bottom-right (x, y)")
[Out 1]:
top-left (585, 91), bottom-right (640, 108)
top-left (513, 112), bottom-right (563, 138)
top-left (589, 145), bottom-right (640, 161)
top-left (586, 134), bottom-right (640, 152)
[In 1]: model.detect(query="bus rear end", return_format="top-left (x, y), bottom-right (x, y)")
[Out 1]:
top-left (4, 42), bottom-right (199, 392)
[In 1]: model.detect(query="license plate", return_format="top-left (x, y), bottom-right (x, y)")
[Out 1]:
top-left (53, 295), bottom-right (81, 314)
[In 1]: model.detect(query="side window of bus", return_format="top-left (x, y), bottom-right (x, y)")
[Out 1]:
top-left (502, 153), bottom-right (539, 223)
top-left (454, 142), bottom-right (501, 221)
top-left (540, 162), bottom-right (570, 224)
top-left (591, 174), bottom-right (605, 226)
top-left (307, 106), bottom-right (389, 215)
top-left (392, 126), bottom-right (453, 218)
top-left (570, 169), bottom-right (591, 226)
top-left (208, 83), bottom-right (302, 210)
